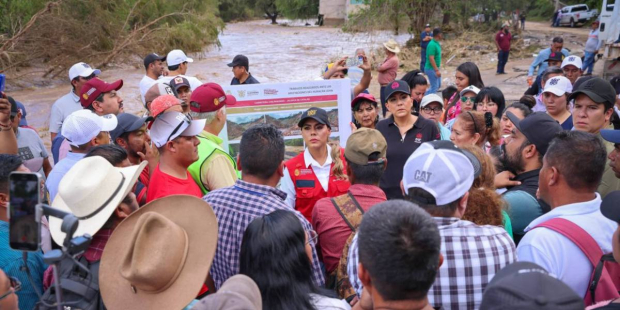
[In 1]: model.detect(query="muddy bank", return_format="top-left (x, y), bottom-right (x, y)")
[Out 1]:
top-left (6, 20), bottom-right (590, 151)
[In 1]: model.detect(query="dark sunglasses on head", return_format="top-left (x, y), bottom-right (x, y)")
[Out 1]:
top-left (166, 115), bottom-right (191, 142)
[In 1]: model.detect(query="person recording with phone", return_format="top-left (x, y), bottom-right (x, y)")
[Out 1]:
top-left (0, 154), bottom-right (47, 310)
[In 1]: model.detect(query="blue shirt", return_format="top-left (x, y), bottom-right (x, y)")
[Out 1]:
top-left (420, 31), bottom-right (433, 49)
top-left (438, 122), bottom-right (451, 140)
top-left (0, 221), bottom-right (47, 310)
top-left (528, 47), bottom-right (570, 76)
top-left (46, 152), bottom-right (85, 201)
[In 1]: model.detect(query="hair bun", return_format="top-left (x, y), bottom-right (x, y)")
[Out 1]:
top-left (484, 112), bottom-right (493, 128)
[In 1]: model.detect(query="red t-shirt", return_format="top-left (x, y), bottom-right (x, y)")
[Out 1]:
top-left (495, 31), bottom-right (512, 51)
top-left (146, 164), bottom-right (202, 203)
top-left (311, 184), bottom-right (387, 274)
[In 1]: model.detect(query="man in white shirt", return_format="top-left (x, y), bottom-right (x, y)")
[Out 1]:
top-left (139, 53), bottom-right (166, 105)
top-left (517, 130), bottom-right (617, 297)
top-left (159, 49), bottom-right (202, 90)
top-left (48, 62), bottom-right (101, 144)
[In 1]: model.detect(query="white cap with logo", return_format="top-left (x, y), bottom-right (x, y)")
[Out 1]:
top-left (61, 110), bottom-right (117, 147)
top-left (166, 50), bottom-right (194, 67)
top-left (460, 85), bottom-right (481, 97)
top-left (68, 62), bottom-right (101, 81)
top-left (420, 94), bottom-right (444, 108)
top-left (150, 112), bottom-right (205, 148)
top-left (542, 75), bottom-right (573, 96)
top-left (402, 140), bottom-right (479, 205)
top-left (561, 55), bottom-right (583, 70)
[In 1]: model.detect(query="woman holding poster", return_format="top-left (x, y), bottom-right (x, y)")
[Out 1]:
top-left (281, 107), bottom-right (350, 222)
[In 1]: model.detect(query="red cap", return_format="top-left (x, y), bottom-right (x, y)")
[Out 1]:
top-left (147, 95), bottom-right (183, 129)
top-left (189, 83), bottom-right (236, 113)
top-left (351, 93), bottom-right (377, 109)
top-left (80, 78), bottom-right (123, 108)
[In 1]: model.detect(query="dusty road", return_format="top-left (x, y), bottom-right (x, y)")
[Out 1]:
top-left (6, 20), bottom-right (591, 151)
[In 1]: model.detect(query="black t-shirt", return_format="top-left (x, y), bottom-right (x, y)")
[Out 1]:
top-left (377, 115), bottom-right (440, 200)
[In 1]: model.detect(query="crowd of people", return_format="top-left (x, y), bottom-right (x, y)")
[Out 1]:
top-left (1, 22), bottom-right (620, 310)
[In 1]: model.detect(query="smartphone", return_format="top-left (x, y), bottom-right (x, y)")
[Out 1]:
top-left (0, 73), bottom-right (5, 92)
top-left (358, 56), bottom-right (364, 65)
top-left (9, 172), bottom-right (41, 252)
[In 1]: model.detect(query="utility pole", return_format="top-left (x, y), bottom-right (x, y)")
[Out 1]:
top-left (555, 0), bottom-right (559, 11)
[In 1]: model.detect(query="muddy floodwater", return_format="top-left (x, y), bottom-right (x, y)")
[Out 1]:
top-left (8, 20), bottom-right (411, 147)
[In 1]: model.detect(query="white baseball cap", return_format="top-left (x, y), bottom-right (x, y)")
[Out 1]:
top-left (420, 94), bottom-right (444, 108)
top-left (460, 85), bottom-right (481, 97)
top-left (542, 76), bottom-right (573, 96)
top-left (150, 112), bottom-right (205, 148)
top-left (561, 55), bottom-right (583, 70)
top-left (61, 110), bottom-right (117, 147)
top-left (68, 62), bottom-right (101, 81)
top-left (166, 49), bottom-right (194, 67)
top-left (402, 140), bottom-right (480, 205)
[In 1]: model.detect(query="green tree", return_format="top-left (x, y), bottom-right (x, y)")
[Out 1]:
top-left (275, 0), bottom-right (319, 20)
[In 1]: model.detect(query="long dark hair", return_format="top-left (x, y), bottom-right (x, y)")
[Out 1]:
top-left (444, 62), bottom-right (485, 120)
top-left (402, 70), bottom-right (428, 112)
top-left (240, 210), bottom-right (322, 310)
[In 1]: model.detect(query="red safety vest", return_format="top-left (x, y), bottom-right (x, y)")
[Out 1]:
top-left (285, 148), bottom-right (351, 222)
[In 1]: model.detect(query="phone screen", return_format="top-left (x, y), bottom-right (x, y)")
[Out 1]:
top-left (9, 172), bottom-right (41, 252)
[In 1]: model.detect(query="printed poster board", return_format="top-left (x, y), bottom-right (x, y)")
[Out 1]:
top-left (221, 79), bottom-right (352, 160)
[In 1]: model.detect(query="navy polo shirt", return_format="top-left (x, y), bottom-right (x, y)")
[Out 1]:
top-left (377, 115), bottom-right (440, 200)
top-left (231, 73), bottom-right (260, 85)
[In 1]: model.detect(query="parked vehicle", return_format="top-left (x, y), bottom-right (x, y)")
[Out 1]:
top-left (558, 4), bottom-right (599, 27)
top-left (600, 0), bottom-right (620, 79)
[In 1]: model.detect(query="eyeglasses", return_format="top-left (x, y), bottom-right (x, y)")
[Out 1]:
top-left (478, 101), bottom-right (497, 108)
top-left (0, 276), bottom-right (21, 300)
top-left (421, 106), bottom-right (442, 114)
top-left (306, 230), bottom-right (318, 245)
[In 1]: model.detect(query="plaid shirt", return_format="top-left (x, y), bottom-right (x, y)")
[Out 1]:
top-left (205, 179), bottom-right (325, 289)
top-left (347, 217), bottom-right (516, 310)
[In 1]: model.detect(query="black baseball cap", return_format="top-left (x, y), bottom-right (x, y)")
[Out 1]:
top-left (602, 191), bottom-right (620, 222)
top-left (169, 76), bottom-right (191, 92)
top-left (110, 113), bottom-right (153, 141)
top-left (384, 80), bottom-right (411, 101)
top-left (506, 111), bottom-right (563, 156)
top-left (8, 96), bottom-right (17, 117)
top-left (227, 55), bottom-right (249, 70)
top-left (568, 77), bottom-right (616, 110)
top-left (144, 53), bottom-right (166, 69)
top-left (545, 52), bottom-right (564, 63)
top-left (480, 262), bottom-right (583, 310)
top-left (298, 107), bottom-right (330, 129)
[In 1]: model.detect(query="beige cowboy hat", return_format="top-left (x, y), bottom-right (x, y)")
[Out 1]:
top-left (383, 39), bottom-right (401, 53)
top-left (99, 195), bottom-right (218, 310)
top-left (49, 156), bottom-right (147, 245)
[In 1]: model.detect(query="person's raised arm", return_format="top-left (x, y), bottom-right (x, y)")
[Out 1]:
top-left (0, 94), bottom-right (17, 154)
top-left (323, 57), bottom-right (348, 80)
top-left (527, 53), bottom-right (544, 84)
top-left (353, 56), bottom-right (372, 97)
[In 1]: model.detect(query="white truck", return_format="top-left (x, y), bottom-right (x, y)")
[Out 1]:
top-left (558, 4), bottom-right (599, 27)
top-left (600, 0), bottom-right (620, 79)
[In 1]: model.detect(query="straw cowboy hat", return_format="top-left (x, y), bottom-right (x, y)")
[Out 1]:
top-left (99, 195), bottom-right (218, 310)
top-left (383, 39), bottom-right (401, 54)
top-left (49, 156), bottom-right (147, 245)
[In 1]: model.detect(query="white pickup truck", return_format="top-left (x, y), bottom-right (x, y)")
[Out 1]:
top-left (558, 4), bottom-right (599, 27)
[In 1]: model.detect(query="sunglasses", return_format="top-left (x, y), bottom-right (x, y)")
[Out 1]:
top-left (0, 276), bottom-right (21, 300)
top-left (461, 96), bottom-right (475, 103)
top-left (306, 230), bottom-right (319, 245)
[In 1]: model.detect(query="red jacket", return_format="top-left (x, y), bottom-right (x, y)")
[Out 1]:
top-left (284, 149), bottom-right (350, 222)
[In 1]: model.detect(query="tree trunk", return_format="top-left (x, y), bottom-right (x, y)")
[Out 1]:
top-left (266, 10), bottom-right (278, 24)
top-left (442, 12), bottom-right (450, 26)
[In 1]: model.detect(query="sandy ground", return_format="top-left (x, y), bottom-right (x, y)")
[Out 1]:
top-left (5, 20), bottom-right (592, 151)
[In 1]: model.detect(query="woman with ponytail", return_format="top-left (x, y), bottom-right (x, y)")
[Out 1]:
top-left (459, 145), bottom-right (513, 239)
top-left (281, 107), bottom-right (350, 222)
top-left (401, 69), bottom-right (429, 113)
top-left (450, 111), bottom-right (501, 150)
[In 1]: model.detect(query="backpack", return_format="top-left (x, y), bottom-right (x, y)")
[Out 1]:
top-left (326, 192), bottom-right (364, 302)
top-left (37, 255), bottom-right (105, 310)
top-left (534, 218), bottom-right (620, 305)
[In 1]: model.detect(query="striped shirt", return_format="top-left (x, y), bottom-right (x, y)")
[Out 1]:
top-left (205, 180), bottom-right (325, 289)
top-left (347, 217), bottom-right (516, 310)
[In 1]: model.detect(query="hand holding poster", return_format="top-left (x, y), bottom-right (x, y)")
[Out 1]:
top-left (221, 79), bottom-right (352, 159)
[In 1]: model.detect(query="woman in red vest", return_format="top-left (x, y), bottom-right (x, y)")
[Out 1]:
top-left (281, 107), bottom-right (351, 222)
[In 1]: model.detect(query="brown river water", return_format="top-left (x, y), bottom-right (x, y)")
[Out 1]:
top-left (6, 20), bottom-right (411, 149)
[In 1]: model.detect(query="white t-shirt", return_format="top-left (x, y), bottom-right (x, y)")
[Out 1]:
top-left (310, 294), bottom-right (351, 310)
top-left (139, 75), bottom-right (158, 104)
top-left (158, 75), bottom-right (202, 91)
